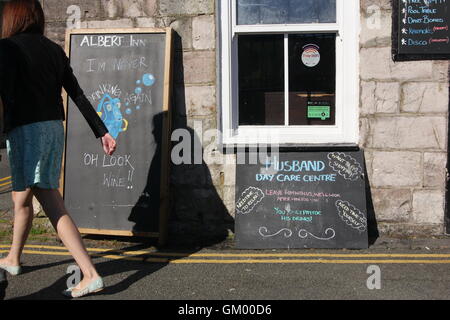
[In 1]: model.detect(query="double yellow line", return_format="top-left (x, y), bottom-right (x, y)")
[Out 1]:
top-left (2, 244), bottom-right (450, 264)
top-left (0, 176), bottom-right (11, 188)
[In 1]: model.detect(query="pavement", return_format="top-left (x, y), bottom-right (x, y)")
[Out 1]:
top-left (1, 238), bottom-right (450, 300)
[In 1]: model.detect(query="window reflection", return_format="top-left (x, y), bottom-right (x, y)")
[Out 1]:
top-left (289, 34), bottom-right (336, 126)
top-left (237, 0), bottom-right (336, 25)
top-left (238, 34), bottom-right (284, 125)
top-left (237, 33), bottom-right (336, 127)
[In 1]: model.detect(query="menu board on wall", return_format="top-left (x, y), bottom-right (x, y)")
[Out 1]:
top-left (235, 151), bottom-right (368, 249)
top-left (393, 0), bottom-right (450, 61)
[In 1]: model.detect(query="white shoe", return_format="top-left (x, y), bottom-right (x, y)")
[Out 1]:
top-left (62, 277), bottom-right (104, 298)
top-left (0, 264), bottom-right (21, 276)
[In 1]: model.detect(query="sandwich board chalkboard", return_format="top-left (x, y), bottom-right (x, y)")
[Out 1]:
top-left (235, 151), bottom-right (368, 249)
top-left (62, 28), bottom-right (173, 245)
top-left (393, 0), bottom-right (450, 61)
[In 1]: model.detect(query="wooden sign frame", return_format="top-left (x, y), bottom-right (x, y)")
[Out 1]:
top-left (60, 28), bottom-right (173, 246)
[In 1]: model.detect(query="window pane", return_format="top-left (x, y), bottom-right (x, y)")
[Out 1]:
top-left (288, 34), bottom-right (336, 126)
top-left (237, 0), bottom-right (336, 25)
top-left (238, 34), bottom-right (284, 126)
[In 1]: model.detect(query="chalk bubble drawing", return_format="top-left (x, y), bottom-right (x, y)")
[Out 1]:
top-left (236, 187), bottom-right (265, 214)
top-left (126, 74), bottom-right (156, 116)
top-left (133, 73), bottom-right (155, 98)
top-left (97, 94), bottom-right (128, 139)
top-left (327, 152), bottom-right (363, 181)
top-left (258, 227), bottom-right (336, 241)
top-left (142, 73), bottom-right (155, 86)
top-left (335, 200), bottom-right (367, 232)
top-left (298, 228), bottom-right (336, 240)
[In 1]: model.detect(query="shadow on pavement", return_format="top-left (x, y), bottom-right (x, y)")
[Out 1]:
top-left (0, 269), bottom-right (7, 300)
top-left (9, 242), bottom-right (199, 300)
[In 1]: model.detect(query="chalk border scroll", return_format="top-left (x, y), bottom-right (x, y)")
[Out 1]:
top-left (258, 227), bottom-right (336, 241)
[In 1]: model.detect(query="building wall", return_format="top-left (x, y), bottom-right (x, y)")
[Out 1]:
top-left (360, 0), bottom-right (449, 236)
top-left (41, 0), bottom-right (449, 241)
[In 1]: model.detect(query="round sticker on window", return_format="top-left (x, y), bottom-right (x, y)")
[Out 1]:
top-left (301, 44), bottom-right (320, 68)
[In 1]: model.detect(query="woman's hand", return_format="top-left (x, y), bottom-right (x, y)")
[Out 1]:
top-left (101, 133), bottom-right (117, 156)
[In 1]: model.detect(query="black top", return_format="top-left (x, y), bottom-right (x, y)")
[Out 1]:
top-left (0, 31), bottom-right (108, 138)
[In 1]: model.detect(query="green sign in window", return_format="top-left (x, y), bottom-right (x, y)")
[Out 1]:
top-left (307, 106), bottom-right (330, 120)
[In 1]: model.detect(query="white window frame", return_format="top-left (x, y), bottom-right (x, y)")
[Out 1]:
top-left (219, 0), bottom-right (360, 146)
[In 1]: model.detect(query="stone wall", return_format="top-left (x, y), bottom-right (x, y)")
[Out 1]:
top-left (40, 0), bottom-right (450, 241)
top-left (360, 0), bottom-right (449, 236)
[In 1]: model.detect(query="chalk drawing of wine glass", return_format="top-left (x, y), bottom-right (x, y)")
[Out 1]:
top-left (97, 94), bottom-right (129, 139)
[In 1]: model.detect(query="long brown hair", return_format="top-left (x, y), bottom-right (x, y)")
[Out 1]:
top-left (1, 0), bottom-right (45, 38)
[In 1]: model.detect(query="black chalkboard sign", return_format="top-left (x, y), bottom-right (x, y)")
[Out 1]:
top-left (393, 0), bottom-right (450, 61)
top-left (62, 28), bottom-right (173, 244)
top-left (235, 151), bottom-right (368, 249)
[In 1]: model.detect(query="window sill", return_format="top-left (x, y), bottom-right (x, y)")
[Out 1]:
top-left (219, 126), bottom-right (359, 147)
top-left (219, 143), bottom-right (360, 154)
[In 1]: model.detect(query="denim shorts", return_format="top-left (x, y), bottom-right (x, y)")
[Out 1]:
top-left (6, 120), bottom-right (64, 192)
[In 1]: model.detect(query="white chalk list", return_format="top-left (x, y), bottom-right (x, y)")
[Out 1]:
top-left (393, 0), bottom-right (450, 60)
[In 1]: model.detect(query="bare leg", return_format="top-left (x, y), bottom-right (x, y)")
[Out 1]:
top-left (0, 189), bottom-right (34, 266)
top-left (32, 188), bottom-right (100, 288)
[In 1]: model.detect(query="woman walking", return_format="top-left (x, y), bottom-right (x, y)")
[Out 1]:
top-left (0, 0), bottom-right (116, 298)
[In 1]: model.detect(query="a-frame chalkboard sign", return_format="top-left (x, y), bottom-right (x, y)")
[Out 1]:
top-left (235, 151), bottom-right (369, 249)
top-left (61, 28), bottom-right (173, 245)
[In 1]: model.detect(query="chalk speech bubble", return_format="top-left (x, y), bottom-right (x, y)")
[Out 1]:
top-left (335, 200), bottom-right (367, 232)
top-left (327, 152), bottom-right (363, 181)
top-left (236, 187), bottom-right (264, 214)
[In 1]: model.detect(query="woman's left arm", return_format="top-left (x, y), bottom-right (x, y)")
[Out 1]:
top-left (60, 48), bottom-right (109, 139)
top-left (60, 48), bottom-right (116, 155)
